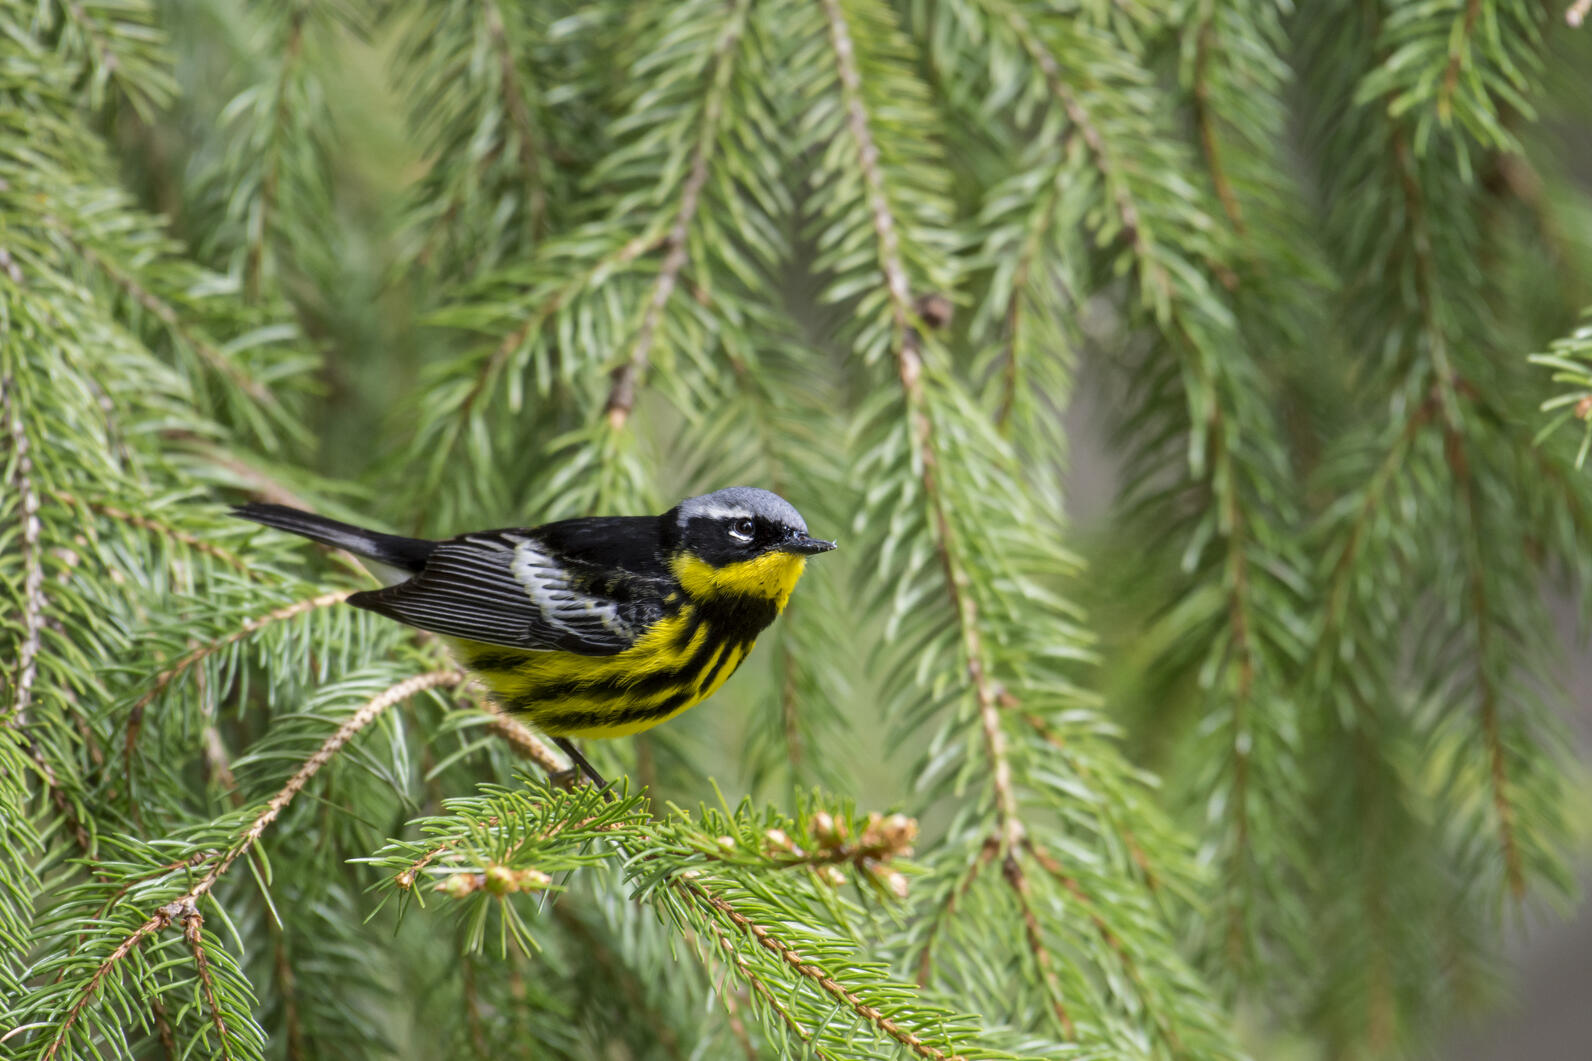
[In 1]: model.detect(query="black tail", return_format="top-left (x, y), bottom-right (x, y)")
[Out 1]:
top-left (232, 503), bottom-right (435, 575)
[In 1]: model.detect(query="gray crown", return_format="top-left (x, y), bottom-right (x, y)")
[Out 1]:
top-left (677, 487), bottom-right (808, 533)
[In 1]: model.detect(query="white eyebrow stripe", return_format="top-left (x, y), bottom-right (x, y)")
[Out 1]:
top-left (688, 505), bottom-right (755, 522)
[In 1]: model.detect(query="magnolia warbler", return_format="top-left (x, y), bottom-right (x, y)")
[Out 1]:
top-left (233, 488), bottom-right (835, 787)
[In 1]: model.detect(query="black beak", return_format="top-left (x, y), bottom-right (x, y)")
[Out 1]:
top-left (783, 533), bottom-right (837, 555)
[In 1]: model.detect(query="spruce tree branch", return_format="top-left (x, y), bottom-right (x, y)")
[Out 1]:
top-left (481, 698), bottom-right (568, 777)
top-left (271, 925), bottom-right (306, 1061)
top-left (1449, 425), bottom-right (1526, 896)
top-left (482, 0), bottom-right (547, 238)
top-left (821, 0), bottom-right (912, 333)
top-left (979, 0), bottom-right (1167, 304)
top-left (1390, 130), bottom-right (1460, 414)
top-left (150, 996), bottom-right (177, 1059)
top-left (707, 921), bottom-right (838, 1061)
top-left (1192, 19), bottom-right (1245, 235)
top-left (679, 878), bottom-right (962, 1061)
top-left (1001, 851), bottom-right (1076, 1038)
top-left (45, 670), bottom-right (463, 1059)
top-left (47, 222), bottom-right (274, 404)
top-left (394, 816), bottom-right (497, 890)
top-left (178, 902), bottom-right (238, 1060)
top-left (64, 1), bottom-right (119, 76)
top-left (1211, 413), bottom-right (1256, 962)
top-left (996, 178), bottom-right (1066, 430)
top-left (821, 0), bottom-right (1021, 852)
top-left (1026, 840), bottom-right (1181, 1053)
top-left (456, 233), bottom-right (655, 424)
top-left (1318, 396), bottom-right (1438, 649)
top-left (1021, 714), bottom-right (1158, 890)
top-left (1438, 0), bottom-right (1484, 121)
top-left (248, 3), bottom-right (307, 300)
top-left (123, 590), bottom-right (353, 776)
top-left (914, 837), bottom-right (997, 986)
top-left (604, 0), bottom-right (747, 430)
top-left (2, 375), bottom-right (42, 725)
top-left (49, 490), bottom-right (256, 575)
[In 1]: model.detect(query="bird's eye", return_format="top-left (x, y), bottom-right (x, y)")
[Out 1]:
top-left (729, 518), bottom-right (755, 542)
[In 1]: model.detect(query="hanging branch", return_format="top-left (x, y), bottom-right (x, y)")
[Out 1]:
top-left (42, 670), bottom-right (463, 1058)
top-left (2, 376), bottom-right (42, 725)
top-left (604, 0), bottom-right (747, 429)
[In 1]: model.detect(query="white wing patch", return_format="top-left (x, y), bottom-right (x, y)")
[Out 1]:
top-left (512, 542), bottom-right (627, 640)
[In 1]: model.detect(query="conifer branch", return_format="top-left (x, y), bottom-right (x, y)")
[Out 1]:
top-left (178, 901), bottom-right (238, 1060)
top-left (44, 670), bottom-right (462, 1058)
top-left (2, 376), bottom-right (42, 725)
top-left (49, 490), bottom-right (255, 575)
top-left (53, 227), bottom-right (274, 404)
top-left (913, 838), bottom-right (996, 987)
top-left (1001, 852), bottom-right (1075, 1038)
top-left (679, 878), bottom-right (962, 1061)
top-left (604, 0), bottom-right (746, 430)
top-left (1026, 840), bottom-right (1181, 1053)
top-left (707, 921), bottom-right (838, 1061)
top-left (1191, 20), bottom-right (1245, 234)
top-left (1451, 432), bottom-right (1526, 896)
top-left (248, 3), bottom-right (307, 300)
top-left (480, 697), bottom-right (568, 777)
top-left (822, 0), bottom-right (1020, 850)
top-left (481, 0), bottom-right (546, 238)
top-left (123, 590), bottom-right (352, 773)
top-left (996, 178), bottom-right (1066, 430)
top-left (554, 905), bottom-right (687, 1061)
top-left (1437, 0), bottom-right (1484, 122)
top-left (715, 976), bottom-right (762, 1061)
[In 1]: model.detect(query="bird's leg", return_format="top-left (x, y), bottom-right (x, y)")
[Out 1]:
top-left (552, 737), bottom-right (613, 801)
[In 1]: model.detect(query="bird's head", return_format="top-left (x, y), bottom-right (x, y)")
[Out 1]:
top-left (668, 487), bottom-right (835, 607)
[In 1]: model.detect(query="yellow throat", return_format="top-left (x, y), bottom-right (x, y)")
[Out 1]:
top-left (671, 550), bottom-right (807, 610)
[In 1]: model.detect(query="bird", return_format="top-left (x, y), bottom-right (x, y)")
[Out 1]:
top-left (232, 487), bottom-right (836, 789)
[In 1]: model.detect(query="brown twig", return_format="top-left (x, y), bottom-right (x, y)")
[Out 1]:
top-left (179, 901), bottom-right (238, 1060)
top-left (44, 670), bottom-right (463, 1059)
top-left (477, 695), bottom-right (569, 777)
top-left (604, 0), bottom-right (746, 430)
top-left (3, 375), bottom-right (43, 725)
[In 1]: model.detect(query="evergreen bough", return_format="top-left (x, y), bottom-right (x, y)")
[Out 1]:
top-left (4, 0), bottom-right (1591, 1057)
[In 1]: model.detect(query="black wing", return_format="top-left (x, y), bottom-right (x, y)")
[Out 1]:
top-left (347, 526), bottom-right (668, 655)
